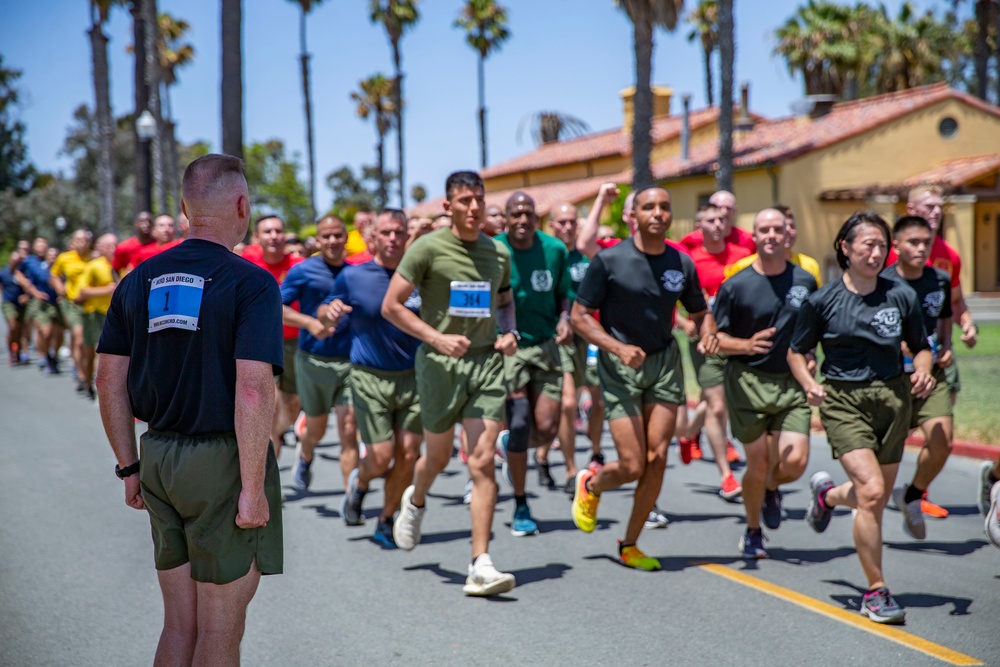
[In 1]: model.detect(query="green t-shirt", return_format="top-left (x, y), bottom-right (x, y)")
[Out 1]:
top-left (497, 230), bottom-right (570, 346)
top-left (566, 248), bottom-right (590, 304)
top-left (397, 227), bottom-right (511, 350)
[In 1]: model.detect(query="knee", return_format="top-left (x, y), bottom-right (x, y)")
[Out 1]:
top-left (505, 396), bottom-right (532, 453)
top-left (561, 394), bottom-right (577, 419)
top-left (647, 448), bottom-right (667, 473)
top-left (533, 413), bottom-right (560, 444)
top-left (856, 480), bottom-right (885, 510)
top-left (744, 447), bottom-right (769, 479)
top-left (783, 449), bottom-right (808, 479)
top-left (619, 458), bottom-right (645, 482)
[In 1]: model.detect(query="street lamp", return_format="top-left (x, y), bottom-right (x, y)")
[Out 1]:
top-left (136, 110), bottom-right (157, 214)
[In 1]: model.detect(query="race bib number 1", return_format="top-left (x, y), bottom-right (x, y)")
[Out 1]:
top-left (448, 280), bottom-right (491, 318)
top-left (148, 273), bottom-right (205, 332)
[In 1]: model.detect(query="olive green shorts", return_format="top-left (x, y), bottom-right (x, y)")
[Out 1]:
top-left (910, 366), bottom-right (953, 428)
top-left (27, 299), bottom-right (63, 327)
top-left (415, 345), bottom-right (506, 434)
top-left (82, 312), bottom-right (106, 347)
top-left (598, 345), bottom-right (685, 421)
top-left (724, 360), bottom-right (810, 443)
top-left (295, 350), bottom-right (352, 417)
top-left (139, 430), bottom-right (283, 585)
top-left (59, 299), bottom-right (83, 329)
top-left (277, 338), bottom-right (299, 394)
top-left (2, 301), bottom-right (25, 323)
top-left (944, 358), bottom-right (961, 394)
top-left (506, 338), bottom-right (563, 401)
top-left (821, 375), bottom-right (911, 465)
top-left (560, 338), bottom-right (599, 388)
top-left (351, 365), bottom-right (422, 443)
top-left (689, 345), bottom-right (726, 388)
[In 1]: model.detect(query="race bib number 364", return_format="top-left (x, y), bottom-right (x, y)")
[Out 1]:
top-left (448, 280), bottom-right (491, 318)
top-left (148, 273), bottom-right (205, 332)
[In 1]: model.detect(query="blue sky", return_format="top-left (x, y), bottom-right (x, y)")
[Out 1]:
top-left (2, 0), bottom-right (954, 209)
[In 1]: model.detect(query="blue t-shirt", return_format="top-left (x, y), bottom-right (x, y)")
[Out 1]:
top-left (97, 239), bottom-right (284, 435)
top-left (1, 267), bottom-right (24, 304)
top-left (21, 254), bottom-right (57, 302)
top-left (280, 255), bottom-right (352, 358)
top-left (324, 260), bottom-right (422, 371)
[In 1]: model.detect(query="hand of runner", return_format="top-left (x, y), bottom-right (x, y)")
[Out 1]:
top-left (744, 328), bottom-right (776, 355)
top-left (555, 317), bottom-right (573, 345)
top-left (124, 476), bottom-right (144, 511)
top-left (806, 352), bottom-right (818, 377)
top-left (325, 299), bottom-right (353, 328)
top-left (495, 332), bottom-right (518, 356)
top-left (597, 183), bottom-right (619, 205)
top-left (910, 369), bottom-right (936, 398)
top-left (698, 332), bottom-right (720, 355)
top-left (235, 487), bottom-right (269, 529)
top-left (433, 333), bottom-right (471, 358)
top-left (306, 318), bottom-right (335, 340)
top-left (805, 382), bottom-right (826, 406)
top-left (936, 348), bottom-right (953, 368)
top-left (961, 321), bottom-right (978, 349)
top-left (615, 343), bottom-right (646, 369)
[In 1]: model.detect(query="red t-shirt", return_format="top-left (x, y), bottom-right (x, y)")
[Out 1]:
top-left (690, 242), bottom-right (753, 298)
top-left (131, 239), bottom-right (183, 268)
top-left (245, 251), bottom-right (304, 339)
top-left (681, 227), bottom-right (756, 254)
top-left (345, 250), bottom-right (372, 265)
top-left (113, 236), bottom-right (156, 272)
top-left (886, 236), bottom-right (961, 289)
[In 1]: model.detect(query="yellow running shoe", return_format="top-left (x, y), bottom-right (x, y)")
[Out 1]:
top-left (572, 469), bottom-right (600, 532)
top-left (618, 541), bottom-right (661, 571)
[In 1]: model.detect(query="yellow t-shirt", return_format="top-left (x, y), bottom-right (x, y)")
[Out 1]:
top-left (50, 250), bottom-right (91, 301)
top-left (78, 257), bottom-right (115, 314)
top-left (345, 228), bottom-right (368, 257)
top-left (723, 251), bottom-right (823, 287)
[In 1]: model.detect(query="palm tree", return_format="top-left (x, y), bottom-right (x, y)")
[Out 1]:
top-left (614, 0), bottom-right (685, 191)
top-left (686, 0), bottom-right (718, 106)
top-left (870, 3), bottom-right (950, 94)
top-left (410, 183), bottom-right (427, 204)
top-left (140, 0), bottom-right (165, 214)
top-left (716, 0), bottom-right (733, 192)
top-left (370, 0), bottom-right (419, 208)
top-left (455, 0), bottom-right (510, 169)
top-left (130, 0), bottom-right (150, 214)
top-left (157, 12), bottom-right (194, 215)
top-left (289, 0), bottom-right (325, 224)
top-left (517, 111), bottom-right (591, 146)
top-left (221, 0), bottom-right (243, 160)
top-left (351, 74), bottom-right (396, 209)
top-left (89, 0), bottom-right (121, 234)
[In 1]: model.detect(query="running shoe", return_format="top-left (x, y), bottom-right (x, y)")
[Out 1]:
top-left (563, 476), bottom-right (575, 495)
top-left (920, 492), bottom-right (949, 519)
top-left (690, 440), bottom-right (703, 460)
top-left (571, 468), bottom-right (600, 532)
top-left (587, 451), bottom-right (605, 471)
top-left (463, 554), bottom-right (516, 596)
top-left (393, 485), bottom-right (424, 551)
top-left (861, 587), bottom-right (906, 624)
top-left (373, 518), bottom-right (396, 549)
top-left (762, 488), bottom-right (783, 530)
top-left (719, 473), bottom-right (742, 501)
top-left (293, 411), bottom-right (307, 441)
top-left (458, 441), bottom-right (468, 465)
top-left (511, 504), bottom-right (539, 537)
top-left (739, 529), bottom-right (768, 559)
top-left (536, 456), bottom-right (556, 489)
top-left (340, 468), bottom-right (366, 526)
top-left (892, 485), bottom-right (925, 540)
top-left (987, 482), bottom-right (1000, 549)
top-left (293, 457), bottom-right (312, 491)
top-left (725, 440), bottom-right (743, 464)
top-left (496, 430), bottom-right (513, 489)
top-left (618, 542), bottom-right (661, 571)
top-left (678, 436), bottom-right (695, 465)
top-left (462, 479), bottom-right (473, 505)
top-left (644, 506), bottom-right (669, 529)
top-left (806, 471), bottom-right (835, 533)
top-left (978, 461), bottom-right (995, 517)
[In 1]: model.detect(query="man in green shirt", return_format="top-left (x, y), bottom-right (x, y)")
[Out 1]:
top-left (383, 171), bottom-right (519, 596)
top-left (496, 192), bottom-right (572, 536)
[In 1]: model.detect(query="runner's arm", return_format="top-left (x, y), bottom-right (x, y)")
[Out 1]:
top-left (282, 304), bottom-right (333, 339)
top-left (234, 358), bottom-right (274, 529)
top-left (570, 301), bottom-right (644, 368)
top-left (950, 284), bottom-right (977, 348)
top-left (49, 272), bottom-right (66, 298)
top-left (715, 327), bottom-right (776, 356)
top-left (577, 183), bottom-right (619, 259)
top-left (96, 353), bottom-right (143, 511)
top-left (788, 349), bottom-right (825, 406)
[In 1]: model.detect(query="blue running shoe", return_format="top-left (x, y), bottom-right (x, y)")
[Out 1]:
top-left (373, 518), bottom-right (396, 549)
top-left (511, 504), bottom-right (539, 537)
top-left (762, 489), bottom-right (783, 530)
top-left (293, 457), bottom-right (312, 491)
top-left (739, 529), bottom-right (768, 559)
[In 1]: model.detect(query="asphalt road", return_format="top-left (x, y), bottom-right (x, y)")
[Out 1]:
top-left (1, 357), bottom-right (998, 667)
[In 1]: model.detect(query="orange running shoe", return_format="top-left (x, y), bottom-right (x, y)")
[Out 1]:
top-left (726, 441), bottom-right (743, 464)
top-left (572, 469), bottom-right (601, 532)
top-left (618, 541), bottom-right (661, 571)
top-left (678, 437), bottom-right (695, 465)
top-left (720, 473), bottom-right (742, 501)
top-left (921, 491), bottom-right (949, 519)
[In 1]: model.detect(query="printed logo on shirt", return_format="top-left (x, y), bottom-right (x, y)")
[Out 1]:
top-left (530, 269), bottom-right (553, 292)
top-left (871, 307), bottom-right (902, 338)
top-left (569, 262), bottom-right (589, 283)
top-left (661, 269), bottom-right (685, 292)
top-left (786, 285), bottom-right (810, 308)
top-left (923, 290), bottom-right (945, 318)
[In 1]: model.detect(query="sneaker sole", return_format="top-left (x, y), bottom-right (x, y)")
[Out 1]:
top-left (393, 486), bottom-right (420, 551)
top-left (987, 483), bottom-right (1000, 548)
top-left (463, 573), bottom-right (516, 596)
top-left (571, 469), bottom-right (597, 533)
top-left (861, 607), bottom-right (906, 624)
top-left (511, 526), bottom-right (539, 537)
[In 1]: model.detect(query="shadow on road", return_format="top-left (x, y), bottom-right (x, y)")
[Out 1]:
top-left (765, 546), bottom-right (858, 565)
top-left (583, 553), bottom-right (743, 572)
top-left (886, 538), bottom-right (991, 557)
top-left (825, 578), bottom-right (974, 616)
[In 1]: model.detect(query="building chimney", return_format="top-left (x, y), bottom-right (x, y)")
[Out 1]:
top-left (791, 94), bottom-right (838, 119)
top-left (621, 85), bottom-right (674, 135)
top-left (735, 82), bottom-right (754, 133)
top-left (681, 94), bottom-right (691, 162)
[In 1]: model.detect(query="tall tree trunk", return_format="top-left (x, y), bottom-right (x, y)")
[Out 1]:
top-left (299, 8), bottom-right (316, 223)
top-left (376, 131), bottom-right (387, 210)
top-left (716, 0), bottom-right (734, 193)
top-left (477, 53), bottom-right (487, 169)
top-left (221, 0), bottom-right (244, 160)
top-left (994, 0), bottom-right (1000, 105)
top-left (630, 10), bottom-right (654, 191)
top-left (703, 46), bottom-right (714, 106)
top-left (132, 0), bottom-right (151, 215)
top-left (163, 84), bottom-right (180, 216)
top-left (142, 0), bottom-right (164, 214)
top-left (393, 43), bottom-right (404, 208)
top-left (89, 19), bottom-right (116, 235)
top-left (975, 0), bottom-right (990, 101)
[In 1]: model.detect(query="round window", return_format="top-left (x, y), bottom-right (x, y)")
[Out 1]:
top-left (938, 117), bottom-right (958, 139)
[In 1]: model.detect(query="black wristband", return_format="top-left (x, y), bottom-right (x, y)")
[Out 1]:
top-left (115, 461), bottom-right (140, 479)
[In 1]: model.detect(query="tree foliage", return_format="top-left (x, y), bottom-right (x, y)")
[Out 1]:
top-left (0, 56), bottom-right (36, 195)
top-left (325, 164), bottom-right (391, 218)
top-left (243, 139), bottom-right (311, 230)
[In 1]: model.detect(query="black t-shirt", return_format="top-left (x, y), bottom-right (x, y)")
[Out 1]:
top-left (575, 237), bottom-right (707, 354)
top-left (879, 265), bottom-right (952, 336)
top-left (98, 239), bottom-right (284, 435)
top-left (789, 276), bottom-right (928, 382)
top-left (714, 263), bottom-right (817, 374)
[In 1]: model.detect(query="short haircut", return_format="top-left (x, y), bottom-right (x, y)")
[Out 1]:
top-left (505, 191), bottom-right (535, 211)
top-left (632, 186), bottom-right (668, 207)
top-left (907, 184), bottom-right (943, 204)
top-left (182, 154), bottom-right (245, 202)
top-left (316, 214), bottom-right (345, 229)
top-left (833, 211), bottom-right (891, 269)
top-left (377, 208), bottom-right (408, 225)
top-left (254, 214), bottom-right (284, 232)
top-left (773, 204), bottom-right (792, 218)
top-left (445, 171), bottom-right (484, 199)
top-left (893, 215), bottom-right (932, 237)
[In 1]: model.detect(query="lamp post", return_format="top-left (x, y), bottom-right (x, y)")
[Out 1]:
top-left (136, 110), bottom-right (157, 214)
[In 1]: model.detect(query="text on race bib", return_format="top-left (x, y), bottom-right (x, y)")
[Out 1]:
top-left (148, 273), bottom-right (205, 332)
top-left (448, 280), bottom-right (491, 318)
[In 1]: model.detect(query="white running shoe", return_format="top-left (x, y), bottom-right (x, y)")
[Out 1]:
top-left (987, 482), bottom-right (1000, 549)
top-left (978, 461), bottom-right (995, 517)
top-left (393, 485), bottom-right (425, 551)
top-left (462, 554), bottom-right (516, 597)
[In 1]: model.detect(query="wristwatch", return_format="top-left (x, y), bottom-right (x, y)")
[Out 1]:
top-left (115, 461), bottom-right (141, 479)
top-left (505, 329), bottom-right (521, 341)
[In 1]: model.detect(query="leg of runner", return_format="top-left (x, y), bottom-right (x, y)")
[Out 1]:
top-left (586, 384), bottom-right (605, 468)
top-left (335, 404), bottom-right (359, 488)
top-left (395, 427), bottom-right (455, 550)
top-left (703, 385), bottom-right (739, 498)
top-left (910, 417), bottom-right (953, 518)
top-left (270, 388), bottom-right (301, 459)
top-left (554, 369), bottom-right (580, 491)
top-left (295, 413), bottom-right (327, 491)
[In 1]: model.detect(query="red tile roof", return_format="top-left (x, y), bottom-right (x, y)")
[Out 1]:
top-left (819, 154), bottom-right (1000, 200)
